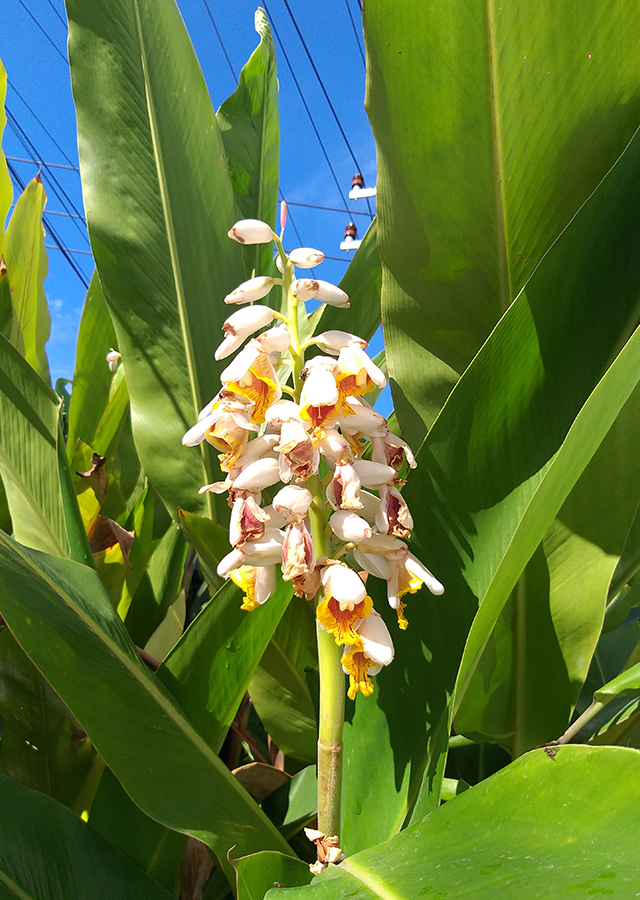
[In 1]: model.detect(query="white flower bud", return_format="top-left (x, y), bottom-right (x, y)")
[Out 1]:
top-left (272, 485), bottom-right (313, 522)
top-left (215, 306), bottom-right (276, 360)
top-left (106, 348), bottom-right (121, 371)
top-left (322, 563), bottom-right (367, 607)
top-left (224, 275), bottom-right (277, 305)
top-left (315, 331), bottom-right (367, 355)
top-left (230, 434), bottom-right (280, 475)
top-left (232, 457), bottom-right (281, 491)
top-left (318, 428), bottom-right (353, 467)
top-left (355, 534), bottom-right (407, 558)
top-left (265, 399), bottom-right (304, 425)
top-left (228, 219), bottom-right (275, 244)
top-left (337, 398), bottom-right (388, 437)
top-left (291, 279), bottom-right (350, 308)
top-left (352, 459), bottom-right (397, 487)
top-left (288, 247), bottom-right (324, 268)
top-left (330, 510), bottom-right (372, 543)
top-left (255, 323), bottom-right (290, 354)
top-left (353, 546), bottom-right (393, 580)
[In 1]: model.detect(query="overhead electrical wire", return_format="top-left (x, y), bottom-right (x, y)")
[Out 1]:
top-left (344, 0), bottom-right (366, 69)
top-left (6, 107), bottom-right (89, 244)
top-left (201, 0), bottom-right (237, 82)
top-left (262, 1), bottom-right (351, 211)
top-left (8, 80), bottom-right (77, 167)
top-left (15, 0), bottom-right (67, 63)
top-left (6, 159), bottom-right (90, 289)
top-left (43, 0), bottom-right (68, 31)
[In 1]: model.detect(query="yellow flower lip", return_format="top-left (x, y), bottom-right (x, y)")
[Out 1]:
top-left (316, 593), bottom-right (373, 646)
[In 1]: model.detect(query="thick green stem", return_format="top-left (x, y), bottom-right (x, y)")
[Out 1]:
top-left (308, 473), bottom-right (345, 838)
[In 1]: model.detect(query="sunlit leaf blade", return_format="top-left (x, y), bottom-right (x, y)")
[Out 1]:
top-left (0, 62), bottom-right (12, 239)
top-left (0, 532), bottom-right (292, 871)
top-left (595, 660), bottom-right (640, 703)
top-left (0, 628), bottom-right (96, 812)
top-left (366, 1), bottom-right (640, 445)
top-left (0, 774), bottom-right (173, 900)
top-left (67, 273), bottom-right (118, 457)
top-left (217, 8), bottom-right (279, 281)
top-left (3, 176), bottom-right (51, 385)
top-left (457, 383), bottom-right (640, 753)
top-left (271, 747), bottom-right (640, 899)
top-left (158, 578), bottom-right (293, 753)
top-left (0, 331), bottom-right (68, 556)
top-left (66, 0), bottom-right (246, 520)
top-left (347, 120), bottom-right (640, 842)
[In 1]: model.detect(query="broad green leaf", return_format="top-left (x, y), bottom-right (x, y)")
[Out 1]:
top-left (0, 331), bottom-right (68, 556)
top-left (272, 747), bottom-right (640, 899)
top-left (316, 220), bottom-right (381, 346)
top-left (457, 380), bottom-right (640, 753)
top-left (234, 851), bottom-right (312, 900)
top-left (262, 765), bottom-right (317, 839)
top-left (340, 580), bottom-right (451, 855)
top-left (0, 532), bottom-right (292, 872)
top-left (3, 176), bottom-right (51, 385)
top-left (90, 765), bottom-right (187, 898)
top-left (0, 63), bottom-right (12, 239)
top-left (178, 508), bottom-right (230, 594)
top-left (124, 522), bottom-right (187, 646)
top-left (0, 774), bottom-right (173, 900)
top-left (66, 0), bottom-right (245, 521)
top-left (158, 578), bottom-right (293, 753)
top-left (144, 589), bottom-right (186, 661)
top-left (217, 8), bottom-right (279, 281)
top-left (366, 2), bottom-right (640, 445)
top-left (249, 597), bottom-right (318, 763)
top-left (67, 273), bottom-right (119, 457)
top-left (0, 628), bottom-right (95, 812)
top-left (595, 660), bottom-right (640, 703)
top-left (347, 119), bottom-right (640, 847)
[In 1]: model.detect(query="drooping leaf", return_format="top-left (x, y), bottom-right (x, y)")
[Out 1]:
top-left (271, 747), bottom-right (640, 899)
top-left (0, 531), bottom-right (292, 874)
top-left (0, 774), bottom-right (174, 900)
top-left (66, 0), bottom-right (246, 521)
top-left (217, 8), bottom-right (279, 281)
top-left (366, 1), bottom-right (640, 445)
top-left (3, 176), bottom-right (51, 385)
top-left (158, 577), bottom-right (294, 753)
top-left (234, 851), bottom-right (312, 900)
top-left (0, 331), bottom-right (68, 556)
top-left (0, 628), bottom-right (96, 812)
top-left (89, 765), bottom-right (188, 898)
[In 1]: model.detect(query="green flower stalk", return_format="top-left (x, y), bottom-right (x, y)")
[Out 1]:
top-left (182, 204), bottom-right (444, 869)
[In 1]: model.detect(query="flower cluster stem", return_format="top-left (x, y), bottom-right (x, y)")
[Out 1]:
top-left (308, 473), bottom-right (345, 838)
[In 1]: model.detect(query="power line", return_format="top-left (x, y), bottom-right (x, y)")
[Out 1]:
top-left (15, 0), bottom-right (67, 63)
top-left (344, 0), bottom-right (366, 69)
top-left (6, 107), bottom-right (89, 245)
top-left (262, 2), bottom-right (350, 211)
top-left (280, 0), bottom-right (364, 175)
top-left (44, 0), bottom-right (68, 31)
top-left (6, 159), bottom-right (90, 289)
top-left (8, 80), bottom-right (77, 167)
top-left (287, 199), bottom-right (373, 218)
top-left (201, 0), bottom-right (237, 82)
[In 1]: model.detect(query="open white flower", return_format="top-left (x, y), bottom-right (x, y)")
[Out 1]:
top-left (221, 342), bottom-right (281, 424)
top-left (342, 610), bottom-right (395, 699)
top-left (230, 564), bottom-right (276, 611)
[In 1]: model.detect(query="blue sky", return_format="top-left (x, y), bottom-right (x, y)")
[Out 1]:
top-left (1, 0), bottom-right (379, 384)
